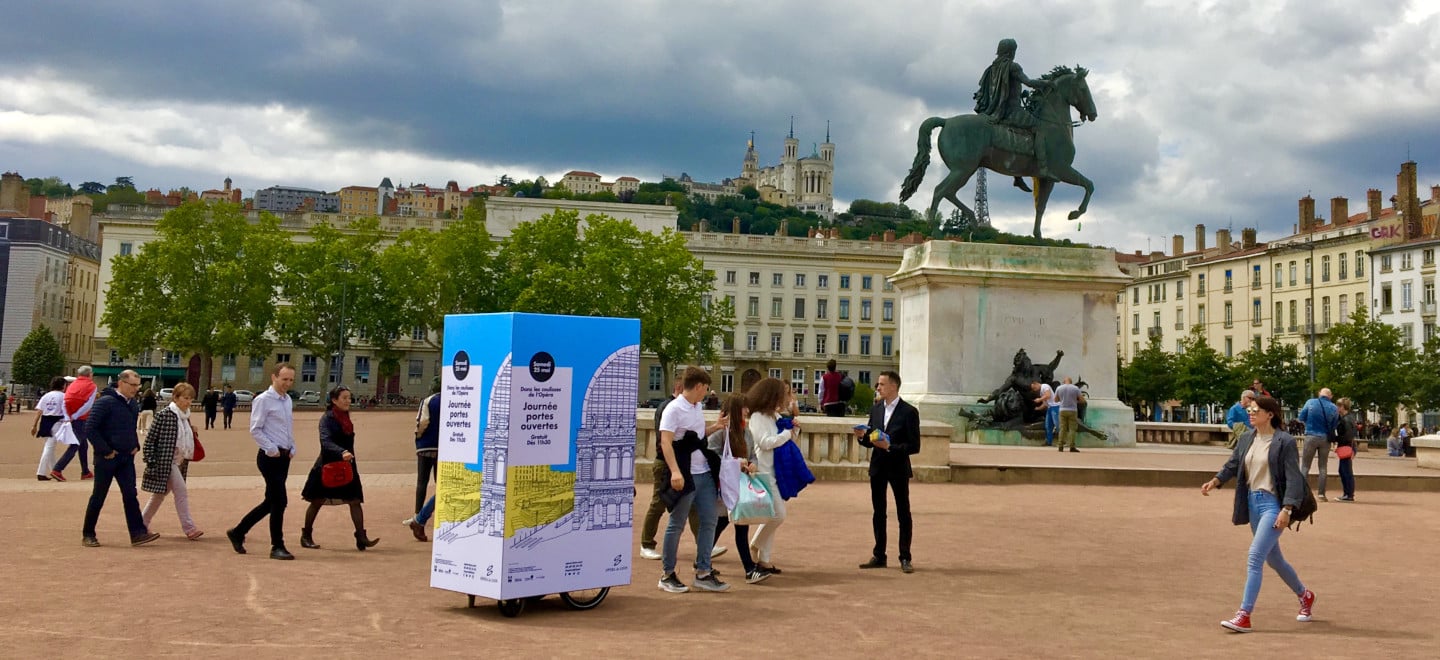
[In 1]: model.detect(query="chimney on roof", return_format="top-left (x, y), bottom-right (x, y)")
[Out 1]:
top-left (1195, 224), bottom-right (1206, 252)
top-left (1172, 234), bottom-right (1184, 256)
top-left (1134, 250), bottom-right (1142, 256)
top-left (1331, 197), bottom-right (1349, 227)
top-left (1431, 185), bottom-right (1440, 203)
top-left (1216, 228), bottom-right (1232, 254)
top-left (1242, 228), bottom-right (1257, 249)
top-left (1298, 196), bottom-right (1315, 233)
top-left (1367, 188), bottom-right (1383, 220)
top-left (884, 229), bottom-right (896, 242)
top-left (1399, 161), bottom-right (1422, 239)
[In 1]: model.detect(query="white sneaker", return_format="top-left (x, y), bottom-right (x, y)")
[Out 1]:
top-left (710, 545), bottom-right (728, 559)
top-left (639, 547), bottom-right (662, 560)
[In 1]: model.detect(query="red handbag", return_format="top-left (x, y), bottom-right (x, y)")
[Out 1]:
top-left (191, 428), bottom-right (205, 462)
top-left (1336, 445), bottom-right (1354, 460)
top-left (321, 460), bottom-right (354, 488)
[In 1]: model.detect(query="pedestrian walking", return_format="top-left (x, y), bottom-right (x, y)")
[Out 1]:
top-left (1332, 397), bottom-right (1357, 502)
top-left (81, 370), bottom-right (159, 547)
top-left (32, 376), bottom-right (68, 481)
top-left (226, 363), bottom-right (298, 560)
top-left (1201, 395), bottom-right (1315, 633)
top-left (298, 386), bottom-right (379, 551)
top-left (141, 383), bottom-right (203, 540)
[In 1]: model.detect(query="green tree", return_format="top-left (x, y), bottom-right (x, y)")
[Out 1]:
top-left (495, 210), bottom-right (732, 378)
top-left (1232, 337), bottom-right (1308, 409)
top-left (78, 181), bottom-right (106, 195)
top-left (850, 382), bottom-right (876, 414)
top-left (12, 326), bottom-right (65, 390)
top-left (1316, 304), bottom-right (1410, 418)
top-left (274, 217), bottom-right (386, 386)
top-left (26, 176), bottom-right (73, 198)
top-left (1120, 334), bottom-right (1175, 420)
top-left (1173, 325), bottom-right (1234, 410)
top-left (103, 201), bottom-right (287, 389)
top-left (1407, 335), bottom-right (1440, 413)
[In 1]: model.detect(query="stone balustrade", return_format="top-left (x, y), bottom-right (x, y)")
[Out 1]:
top-left (634, 410), bottom-right (956, 482)
top-left (1135, 422), bottom-right (1231, 445)
top-left (1412, 435), bottom-right (1440, 469)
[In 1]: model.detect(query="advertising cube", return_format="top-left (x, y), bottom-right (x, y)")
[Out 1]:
top-left (430, 313), bottom-right (640, 600)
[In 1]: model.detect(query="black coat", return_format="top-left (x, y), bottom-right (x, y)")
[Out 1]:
top-left (859, 398), bottom-right (921, 479)
top-left (87, 389), bottom-right (140, 456)
top-left (1215, 429), bottom-right (1305, 526)
top-left (301, 411), bottom-right (365, 503)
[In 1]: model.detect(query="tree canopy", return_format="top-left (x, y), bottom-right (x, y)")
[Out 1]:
top-left (102, 201), bottom-right (287, 388)
top-left (12, 326), bottom-right (66, 389)
top-left (1316, 304), bottom-right (1407, 417)
top-left (1120, 334), bottom-right (1175, 419)
top-left (495, 209), bottom-right (732, 378)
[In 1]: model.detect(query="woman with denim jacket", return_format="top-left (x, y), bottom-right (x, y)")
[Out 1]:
top-left (1202, 395), bottom-right (1315, 633)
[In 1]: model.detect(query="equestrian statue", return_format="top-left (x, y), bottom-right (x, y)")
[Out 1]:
top-left (899, 38), bottom-right (1098, 239)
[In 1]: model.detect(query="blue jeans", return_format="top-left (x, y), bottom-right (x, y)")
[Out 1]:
top-left (1044, 407), bottom-right (1060, 445)
top-left (1338, 456), bottom-right (1355, 498)
top-left (662, 470), bottom-right (718, 577)
top-left (416, 494), bottom-right (436, 525)
top-left (1240, 490), bottom-right (1306, 612)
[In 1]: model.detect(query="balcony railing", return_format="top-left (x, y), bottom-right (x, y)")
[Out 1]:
top-left (1423, 302), bottom-right (1437, 317)
top-left (1147, 326), bottom-right (1163, 338)
top-left (1131, 326), bottom-right (1140, 335)
top-left (1173, 322), bottom-right (1184, 330)
top-left (1251, 318), bottom-right (1263, 327)
top-left (1223, 284), bottom-right (1234, 293)
top-left (1288, 324), bottom-right (1299, 333)
top-left (1223, 320), bottom-right (1234, 329)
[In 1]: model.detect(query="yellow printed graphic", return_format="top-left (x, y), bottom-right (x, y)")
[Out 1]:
top-left (504, 465), bottom-right (575, 538)
top-left (436, 461), bottom-right (483, 524)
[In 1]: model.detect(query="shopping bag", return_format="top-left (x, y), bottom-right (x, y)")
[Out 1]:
top-left (718, 430), bottom-right (742, 510)
top-left (729, 473), bottom-right (777, 525)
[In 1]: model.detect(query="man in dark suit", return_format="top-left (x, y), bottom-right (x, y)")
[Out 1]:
top-left (854, 370), bottom-right (920, 573)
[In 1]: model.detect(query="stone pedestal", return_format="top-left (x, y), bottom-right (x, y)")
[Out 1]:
top-left (891, 241), bottom-right (1136, 447)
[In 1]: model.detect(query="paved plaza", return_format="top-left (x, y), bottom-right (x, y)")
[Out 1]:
top-left (1, 410), bottom-right (1437, 657)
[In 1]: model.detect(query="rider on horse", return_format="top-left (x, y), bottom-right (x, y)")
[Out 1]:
top-left (973, 38), bottom-right (1052, 192)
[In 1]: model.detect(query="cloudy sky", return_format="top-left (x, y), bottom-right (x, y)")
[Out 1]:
top-left (3, 0), bottom-right (1439, 252)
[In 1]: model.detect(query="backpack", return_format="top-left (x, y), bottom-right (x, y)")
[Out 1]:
top-left (838, 375), bottom-right (855, 402)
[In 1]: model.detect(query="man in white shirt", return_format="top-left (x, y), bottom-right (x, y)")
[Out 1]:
top-left (1033, 380), bottom-right (1059, 446)
top-left (657, 367), bottom-right (730, 593)
top-left (227, 363), bottom-right (298, 560)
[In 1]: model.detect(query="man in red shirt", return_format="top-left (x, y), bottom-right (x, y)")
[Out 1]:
top-left (821, 360), bottom-right (846, 417)
top-left (50, 365), bottom-right (98, 481)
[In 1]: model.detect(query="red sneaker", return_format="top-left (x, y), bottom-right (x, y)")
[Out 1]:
top-left (48, 470), bottom-right (67, 482)
top-left (81, 472), bottom-right (95, 480)
top-left (1297, 589), bottom-right (1315, 622)
top-left (1221, 610), bottom-right (1252, 633)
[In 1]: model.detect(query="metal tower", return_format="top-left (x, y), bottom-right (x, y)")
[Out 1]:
top-left (974, 168), bottom-right (992, 226)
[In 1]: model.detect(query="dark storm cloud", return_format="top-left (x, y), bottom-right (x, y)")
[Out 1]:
top-left (2, 0), bottom-right (1439, 251)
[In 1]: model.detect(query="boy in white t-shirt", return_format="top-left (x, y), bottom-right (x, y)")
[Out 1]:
top-left (657, 367), bottom-right (730, 594)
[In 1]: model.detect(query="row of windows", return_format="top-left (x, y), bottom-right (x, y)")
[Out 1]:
top-left (722, 270), bottom-right (893, 292)
top-left (730, 294), bottom-right (895, 322)
top-left (1379, 279), bottom-right (1437, 314)
top-left (1131, 292), bottom-right (1368, 332)
top-left (730, 330), bottom-right (894, 356)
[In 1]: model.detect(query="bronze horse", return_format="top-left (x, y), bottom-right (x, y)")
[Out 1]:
top-left (900, 66), bottom-right (1098, 239)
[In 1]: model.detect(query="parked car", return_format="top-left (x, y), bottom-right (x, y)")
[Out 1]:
top-left (158, 387), bottom-right (175, 402)
top-left (298, 390), bottom-right (322, 404)
top-left (233, 389), bottom-right (255, 404)
top-left (641, 398), bottom-right (666, 409)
